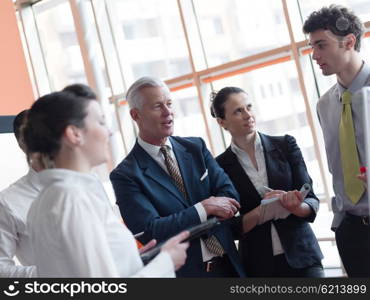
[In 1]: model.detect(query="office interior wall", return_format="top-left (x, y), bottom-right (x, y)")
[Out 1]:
top-left (0, 0), bottom-right (34, 116)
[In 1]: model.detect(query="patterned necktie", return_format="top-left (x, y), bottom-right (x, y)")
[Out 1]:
top-left (339, 91), bottom-right (365, 204)
top-left (160, 145), bottom-right (187, 198)
top-left (202, 235), bottom-right (225, 257)
top-left (160, 145), bottom-right (224, 256)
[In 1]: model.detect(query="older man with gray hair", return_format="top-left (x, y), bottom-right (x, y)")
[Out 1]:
top-left (110, 76), bottom-right (245, 277)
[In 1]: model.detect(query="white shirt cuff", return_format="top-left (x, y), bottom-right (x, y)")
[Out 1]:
top-left (194, 203), bottom-right (207, 222)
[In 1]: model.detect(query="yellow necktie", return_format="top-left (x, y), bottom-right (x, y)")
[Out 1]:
top-left (339, 91), bottom-right (365, 204)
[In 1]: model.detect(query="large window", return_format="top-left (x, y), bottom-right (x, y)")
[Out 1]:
top-left (17, 0), bottom-right (370, 191)
top-left (106, 0), bottom-right (192, 82)
top-left (191, 0), bottom-right (290, 68)
top-left (32, 0), bottom-right (87, 90)
top-left (171, 87), bottom-right (210, 147)
top-left (298, 0), bottom-right (370, 26)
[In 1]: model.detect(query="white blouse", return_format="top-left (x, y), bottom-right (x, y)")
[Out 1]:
top-left (231, 133), bottom-right (284, 256)
top-left (27, 169), bottom-right (174, 278)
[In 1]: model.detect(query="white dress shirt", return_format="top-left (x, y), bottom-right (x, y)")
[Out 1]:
top-left (27, 168), bottom-right (175, 277)
top-left (231, 133), bottom-right (284, 256)
top-left (138, 137), bottom-right (214, 261)
top-left (317, 62), bottom-right (370, 229)
top-left (0, 169), bottom-right (41, 277)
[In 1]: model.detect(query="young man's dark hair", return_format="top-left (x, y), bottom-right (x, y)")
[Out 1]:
top-left (303, 4), bottom-right (364, 51)
top-left (13, 109), bottom-right (29, 143)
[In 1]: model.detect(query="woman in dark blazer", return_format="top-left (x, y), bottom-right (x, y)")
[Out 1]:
top-left (211, 87), bottom-right (324, 277)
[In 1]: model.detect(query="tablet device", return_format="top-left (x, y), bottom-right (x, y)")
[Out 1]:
top-left (261, 183), bottom-right (311, 205)
top-left (140, 218), bottom-right (220, 265)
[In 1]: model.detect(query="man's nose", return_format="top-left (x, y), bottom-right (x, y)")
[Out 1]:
top-left (243, 109), bottom-right (251, 118)
top-left (312, 48), bottom-right (319, 60)
top-left (162, 105), bottom-right (172, 115)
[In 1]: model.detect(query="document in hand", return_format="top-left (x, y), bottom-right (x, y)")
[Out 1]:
top-left (140, 218), bottom-right (221, 265)
top-left (258, 183), bottom-right (311, 225)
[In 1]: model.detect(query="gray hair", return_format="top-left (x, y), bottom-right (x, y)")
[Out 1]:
top-left (126, 76), bottom-right (171, 109)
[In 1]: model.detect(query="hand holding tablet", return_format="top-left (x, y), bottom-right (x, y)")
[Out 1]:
top-left (140, 218), bottom-right (220, 265)
top-left (258, 184), bottom-right (311, 224)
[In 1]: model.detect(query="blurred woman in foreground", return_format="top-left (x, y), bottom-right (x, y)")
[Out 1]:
top-left (24, 85), bottom-right (189, 277)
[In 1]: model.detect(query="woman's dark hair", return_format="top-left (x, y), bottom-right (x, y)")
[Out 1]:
top-left (62, 83), bottom-right (97, 99)
top-left (210, 87), bottom-right (246, 119)
top-left (303, 5), bottom-right (364, 51)
top-left (23, 90), bottom-right (96, 161)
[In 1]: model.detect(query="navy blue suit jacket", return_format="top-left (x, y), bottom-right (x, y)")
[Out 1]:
top-left (216, 133), bottom-right (323, 276)
top-left (110, 136), bottom-right (245, 277)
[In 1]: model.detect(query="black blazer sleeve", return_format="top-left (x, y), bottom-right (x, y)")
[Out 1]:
top-left (281, 134), bottom-right (319, 223)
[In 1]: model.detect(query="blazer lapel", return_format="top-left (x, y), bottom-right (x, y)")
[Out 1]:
top-left (133, 142), bottom-right (189, 207)
top-left (170, 137), bottom-right (193, 205)
top-left (259, 133), bottom-right (284, 190)
top-left (222, 147), bottom-right (261, 209)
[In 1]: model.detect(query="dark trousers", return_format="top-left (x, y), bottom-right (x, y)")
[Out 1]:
top-left (272, 254), bottom-right (324, 277)
top-left (198, 255), bottom-right (239, 278)
top-left (335, 213), bottom-right (370, 277)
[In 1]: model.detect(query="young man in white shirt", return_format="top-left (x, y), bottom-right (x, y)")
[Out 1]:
top-left (0, 110), bottom-right (42, 277)
top-left (303, 5), bottom-right (370, 277)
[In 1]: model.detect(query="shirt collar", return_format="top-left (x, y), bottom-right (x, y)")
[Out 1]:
top-left (27, 168), bottom-right (43, 192)
top-left (39, 168), bottom-right (100, 187)
top-left (138, 136), bottom-right (173, 157)
top-left (338, 61), bottom-right (370, 96)
top-left (230, 132), bottom-right (262, 155)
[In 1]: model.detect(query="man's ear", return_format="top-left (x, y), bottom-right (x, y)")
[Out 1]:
top-left (130, 108), bottom-right (139, 122)
top-left (64, 125), bottom-right (84, 146)
top-left (344, 33), bottom-right (356, 50)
